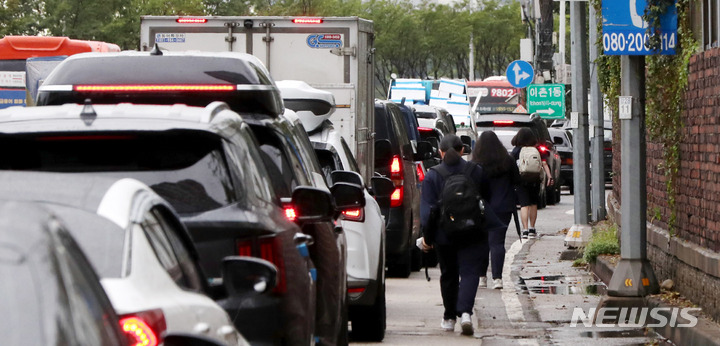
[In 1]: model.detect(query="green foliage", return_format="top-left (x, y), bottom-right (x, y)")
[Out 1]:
top-left (582, 222), bottom-right (620, 263)
top-left (645, 0), bottom-right (696, 235)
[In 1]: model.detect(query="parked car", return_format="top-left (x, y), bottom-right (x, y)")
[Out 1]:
top-left (475, 113), bottom-right (562, 207)
top-left (0, 102), bottom-right (321, 345)
top-left (0, 201), bottom-right (129, 346)
top-left (549, 127), bottom-right (574, 192)
top-left (0, 172), bottom-right (255, 346)
top-left (35, 50), bottom-right (354, 346)
top-left (278, 80), bottom-right (392, 341)
top-left (374, 100), bottom-right (433, 277)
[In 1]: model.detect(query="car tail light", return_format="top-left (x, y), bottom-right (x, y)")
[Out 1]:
top-left (493, 120), bottom-right (515, 125)
top-left (342, 208), bottom-right (364, 222)
top-left (176, 17), bottom-right (207, 24)
top-left (417, 127), bottom-right (434, 132)
top-left (604, 146), bottom-right (612, 151)
top-left (119, 309), bottom-right (166, 346)
top-left (73, 84), bottom-right (235, 92)
top-left (284, 206), bottom-right (298, 222)
top-left (562, 157), bottom-right (573, 165)
top-left (390, 187), bottom-right (403, 208)
top-left (292, 18), bottom-right (323, 24)
top-left (538, 145), bottom-right (549, 153)
top-left (416, 163), bottom-right (425, 182)
top-left (236, 237), bottom-right (286, 294)
top-left (390, 155), bottom-right (403, 183)
top-left (348, 287), bottom-right (366, 294)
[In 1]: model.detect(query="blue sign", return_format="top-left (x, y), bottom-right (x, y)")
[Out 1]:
top-left (0, 89), bottom-right (26, 109)
top-left (506, 60), bottom-right (534, 89)
top-left (306, 34), bottom-right (342, 49)
top-left (602, 0), bottom-right (677, 55)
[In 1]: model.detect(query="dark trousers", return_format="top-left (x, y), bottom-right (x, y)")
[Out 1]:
top-left (480, 212), bottom-right (511, 279)
top-left (436, 241), bottom-right (487, 319)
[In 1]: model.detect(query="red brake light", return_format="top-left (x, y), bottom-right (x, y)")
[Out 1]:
top-left (416, 163), bottom-right (425, 182)
top-left (562, 157), bottom-right (574, 165)
top-left (342, 208), bottom-right (364, 222)
top-left (237, 237), bottom-right (286, 294)
top-left (390, 155), bottom-right (402, 178)
top-left (176, 17), bottom-right (208, 24)
top-left (348, 287), bottom-right (366, 294)
top-left (284, 207), bottom-right (298, 222)
top-left (604, 147), bottom-right (613, 151)
top-left (493, 120), bottom-right (515, 125)
top-left (417, 127), bottom-right (434, 132)
top-left (390, 187), bottom-right (403, 208)
top-left (73, 84), bottom-right (236, 92)
top-left (538, 145), bottom-right (549, 152)
top-left (119, 309), bottom-right (166, 346)
top-left (292, 18), bottom-right (323, 24)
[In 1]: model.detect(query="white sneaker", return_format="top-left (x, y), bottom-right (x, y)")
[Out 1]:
top-left (460, 313), bottom-right (474, 335)
top-left (493, 278), bottom-right (503, 289)
top-left (441, 318), bottom-right (456, 331)
top-left (479, 277), bottom-right (487, 288)
top-left (521, 229), bottom-right (529, 239)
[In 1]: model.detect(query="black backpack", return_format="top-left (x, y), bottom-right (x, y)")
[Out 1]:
top-left (432, 162), bottom-right (486, 243)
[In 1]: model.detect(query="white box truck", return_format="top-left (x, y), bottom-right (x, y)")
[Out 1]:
top-left (140, 16), bottom-right (376, 183)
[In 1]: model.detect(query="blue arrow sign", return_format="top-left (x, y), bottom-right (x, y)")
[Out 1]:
top-left (602, 0), bottom-right (677, 55)
top-left (506, 60), bottom-right (534, 88)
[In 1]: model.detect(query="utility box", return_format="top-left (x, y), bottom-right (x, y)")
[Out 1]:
top-left (140, 16), bottom-right (376, 183)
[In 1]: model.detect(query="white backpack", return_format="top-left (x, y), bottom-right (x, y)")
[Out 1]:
top-left (518, 146), bottom-right (543, 182)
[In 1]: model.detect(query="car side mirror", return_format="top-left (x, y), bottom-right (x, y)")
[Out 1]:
top-left (375, 139), bottom-right (393, 167)
top-left (291, 186), bottom-right (335, 222)
top-left (221, 257), bottom-right (277, 297)
top-left (330, 170), bottom-right (363, 186)
top-left (462, 144), bottom-right (472, 154)
top-left (164, 333), bottom-right (229, 346)
top-left (553, 136), bottom-right (563, 145)
top-left (414, 141), bottom-right (433, 161)
top-left (460, 135), bottom-right (472, 147)
top-left (331, 182), bottom-right (366, 210)
top-left (370, 176), bottom-right (394, 198)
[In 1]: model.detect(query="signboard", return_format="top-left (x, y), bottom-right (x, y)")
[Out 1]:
top-left (0, 89), bottom-right (26, 109)
top-left (602, 0), bottom-right (677, 55)
top-left (527, 84), bottom-right (565, 119)
top-left (505, 60), bottom-right (534, 88)
top-left (306, 34), bottom-right (343, 49)
top-left (619, 96), bottom-right (633, 119)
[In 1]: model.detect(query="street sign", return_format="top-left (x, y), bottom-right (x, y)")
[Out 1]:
top-left (527, 84), bottom-right (565, 119)
top-left (602, 0), bottom-right (677, 55)
top-left (505, 60), bottom-right (534, 88)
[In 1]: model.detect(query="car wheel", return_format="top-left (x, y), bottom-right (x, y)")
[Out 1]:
top-left (387, 247), bottom-right (412, 278)
top-left (567, 182), bottom-right (574, 195)
top-left (350, 284), bottom-right (386, 342)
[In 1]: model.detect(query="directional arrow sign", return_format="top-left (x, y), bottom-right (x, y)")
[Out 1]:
top-left (506, 60), bottom-right (534, 88)
top-left (527, 83), bottom-right (565, 119)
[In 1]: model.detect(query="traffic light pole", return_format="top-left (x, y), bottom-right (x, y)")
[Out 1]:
top-left (607, 55), bottom-right (659, 296)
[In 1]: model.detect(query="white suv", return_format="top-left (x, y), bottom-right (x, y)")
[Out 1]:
top-left (278, 80), bottom-right (390, 341)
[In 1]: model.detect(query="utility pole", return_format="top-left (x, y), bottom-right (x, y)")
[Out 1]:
top-left (565, 0), bottom-right (592, 247)
top-left (607, 56), bottom-right (660, 296)
top-left (589, 3), bottom-right (607, 221)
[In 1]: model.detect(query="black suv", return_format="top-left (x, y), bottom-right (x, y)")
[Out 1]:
top-left (0, 102), bottom-right (326, 345)
top-left (35, 51), bottom-right (356, 346)
top-left (374, 100), bottom-right (433, 277)
top-left (476, 113), bottom-right (562, 207)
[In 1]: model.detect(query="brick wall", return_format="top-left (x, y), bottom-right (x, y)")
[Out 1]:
top-left (643, 48), bottom-right (720, 252)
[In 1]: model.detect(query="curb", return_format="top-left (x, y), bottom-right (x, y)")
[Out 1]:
top-left (591, 256), bottom-right (720, 346)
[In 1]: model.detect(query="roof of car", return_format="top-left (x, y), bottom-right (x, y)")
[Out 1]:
top-left (0, 102), bottom-right (244, 134)
top-left (475, 113), bottom-right (536, 122)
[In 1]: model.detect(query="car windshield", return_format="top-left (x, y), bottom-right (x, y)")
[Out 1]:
top-left (0, 131), bottom-right (237, 214)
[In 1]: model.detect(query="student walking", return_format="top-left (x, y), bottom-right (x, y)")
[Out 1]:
top-left (419, 134), bottom-right (505, 336)
top-left (471, 131), bottom-right (520, 290)
top-left (511, 128), bottom-right (553, 239)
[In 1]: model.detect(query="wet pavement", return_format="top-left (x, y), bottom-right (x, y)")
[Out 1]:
top-left (352, 191), bottom-right (669, 345)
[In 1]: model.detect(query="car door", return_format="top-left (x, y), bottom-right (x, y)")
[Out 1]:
top-left (149, 208), bottom-right (241, 345)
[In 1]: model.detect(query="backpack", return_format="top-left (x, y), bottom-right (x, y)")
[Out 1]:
top-left (431, 162), bottom-right (486, 243)
top-left (517, 146), bottom-right (543, 183)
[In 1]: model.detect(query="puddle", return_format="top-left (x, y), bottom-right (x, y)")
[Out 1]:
top-left (518, 274), bottom-right (607, 295)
